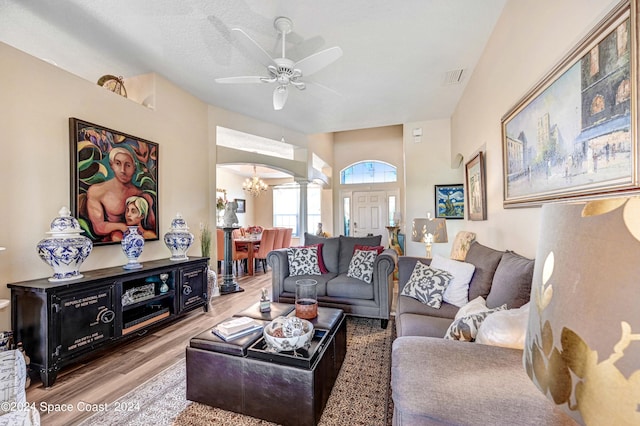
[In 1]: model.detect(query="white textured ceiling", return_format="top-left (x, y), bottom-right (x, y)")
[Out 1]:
top-left (0, 0), bottom-right (506, 135)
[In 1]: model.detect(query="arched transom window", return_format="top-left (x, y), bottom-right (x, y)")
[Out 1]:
top-left (340, 161), bottom-right (397, 184)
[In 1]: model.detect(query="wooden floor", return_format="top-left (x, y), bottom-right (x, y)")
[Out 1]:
top-left (26, 271), bottom-right (272, 426)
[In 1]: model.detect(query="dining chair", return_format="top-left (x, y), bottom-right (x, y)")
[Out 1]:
top-left (282, 228), bottom-right (293, 248)
top-left (232, 228), bottom-right (249, 251)
top-left (272, 228), bottom-right (285, 250)
top-left (253, 228), bottom-right (277, 273)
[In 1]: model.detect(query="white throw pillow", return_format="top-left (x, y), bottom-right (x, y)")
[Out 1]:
top-left (454, 296), bottom-right (488, 319)
top-left (430, 254), bottom-right (475, 307)
top-left (476, 303), bottom-right (530, 349)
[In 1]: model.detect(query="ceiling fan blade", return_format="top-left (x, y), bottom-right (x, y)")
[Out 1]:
top-left (214, 76), bottom-right (268, 84)
top-left (273, 86), bottom-right (288, 110)
top-left (294, 46), bottom-right (343, 76)
top-left (306, 80), bottom-right (342, 97)
top-left (231, 28), bottom-right (277, 68)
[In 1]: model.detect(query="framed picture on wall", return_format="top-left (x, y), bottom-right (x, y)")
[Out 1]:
top-left (434, 184), bottom-right (464, 219)
top-left (69, 118), bottom-right (159, 245)
top-left (465, 152), bottom-right (487, 221)
top-left (235, 199), bottom-right (246, 213)
top-left (501, 1), bottom-right (638, 207)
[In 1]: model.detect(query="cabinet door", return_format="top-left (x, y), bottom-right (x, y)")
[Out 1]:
top-left (179, 264), bottom-right (206, 312)
top-left (53, 284), bottom-right (117, 359)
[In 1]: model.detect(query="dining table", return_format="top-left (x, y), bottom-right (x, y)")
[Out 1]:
top-left (234, 234), bottom-right (261, 276)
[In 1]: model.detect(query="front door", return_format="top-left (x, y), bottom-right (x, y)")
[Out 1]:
top-left (352, 191), bottom-right (386, 237)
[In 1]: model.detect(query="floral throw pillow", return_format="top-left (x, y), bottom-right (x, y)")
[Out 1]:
top-left (287, 246), bottom-right (321, 276)
top-left (347, 249), bottom-right (378, 283)
top-left (400, 262), bottom-right (453, 308)
top-left (444, 304), bottom-right (507, 342)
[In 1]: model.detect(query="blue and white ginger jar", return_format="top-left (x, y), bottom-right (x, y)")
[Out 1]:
top-left (164, 213), bottom-right (194, 261)
top-left (37, 207), bottom-right (93, 282)
top-left (122, 226), bottom-right (145, 269)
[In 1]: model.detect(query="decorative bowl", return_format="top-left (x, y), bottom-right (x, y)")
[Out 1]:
top-left (263, 316), bottom-right (314, 352)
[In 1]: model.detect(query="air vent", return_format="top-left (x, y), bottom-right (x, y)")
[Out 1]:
top-left (443, 69), bottom-right (464, 85)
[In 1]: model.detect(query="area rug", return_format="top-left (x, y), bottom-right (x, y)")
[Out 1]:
top-left (80, 317), bottom-right (395, 426)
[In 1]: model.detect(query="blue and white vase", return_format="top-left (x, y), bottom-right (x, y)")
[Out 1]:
top-left (36, 207), bottom-right (93, 282)
top-left (121, 226), bottom-right (144, 269)
top-left (164, 213), bottom-right (194, 261)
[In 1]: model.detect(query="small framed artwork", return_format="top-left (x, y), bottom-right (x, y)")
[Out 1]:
top-left (235, 199), bottom-right (246, 213)
top-left (69, 118), bottom-right (159, 245)
top-left (434, 184), bottom-right (464, 219)
top-left (465, 152), bottom-right (487, 221)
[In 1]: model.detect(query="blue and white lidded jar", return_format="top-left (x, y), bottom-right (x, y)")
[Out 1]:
top-left (121, 226), bottom-right (145, 269)
top-left (164, 213), bottom-right (194, 261)
top-left (36, 207), bottom-right (93, 282)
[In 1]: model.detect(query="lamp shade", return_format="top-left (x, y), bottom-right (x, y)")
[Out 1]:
top-left (411, 218), bottom-right (448, 243)
top-left (524, 197), bottom-right (640, 425)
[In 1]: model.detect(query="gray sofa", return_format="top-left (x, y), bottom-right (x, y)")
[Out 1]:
top-left (267, 233), bottom-right (397, 328)
top-left (392, 242), bottom-right (577, 425)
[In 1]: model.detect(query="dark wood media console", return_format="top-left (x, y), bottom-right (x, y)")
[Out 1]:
top-left (8, 257), bottom-right (209, 387)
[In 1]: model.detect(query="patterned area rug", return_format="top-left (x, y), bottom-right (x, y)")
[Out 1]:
top-left (81, 317), bottom-right (394, 426)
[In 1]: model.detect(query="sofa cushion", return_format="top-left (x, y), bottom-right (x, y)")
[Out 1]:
top-left (346, 249), bottom-right (378, 283)
top-left (465, 241), bottom-right (504, 300)
top-left (486, 250), bottom-right (534, 309)
top-left (283, 273), bottom-right (337, 297)
top-left (326, 274), bottom-right (374, 299)
top-left (287, 246), bottom-right (321, 276)
top-left (430, 254), bottom-right (476, 307)
top-left (338, 235), bottom-right (382, 274)
top-left (395, 312), bottom-right (454, 338)
top-left (397, 295), bottom-right (460, 320)
top-left (304, 233), bottom-right (340, 273)
top-left (400, 262), bottom-right (453, 309)
top-left (391, 337), bottom-right (577, 426)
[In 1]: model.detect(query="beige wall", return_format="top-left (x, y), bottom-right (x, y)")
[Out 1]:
top-left (308, 132), bottom-right (335, 234)
top-left (451, 0), bottom-right (620, 258)
top-left (403, 119), bottom-right (464, 258)
top-left (0, 42), bottom-right (211, 330)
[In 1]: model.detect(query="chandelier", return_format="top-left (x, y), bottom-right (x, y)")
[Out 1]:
top-left (243, 165), bottom-right (268, 197)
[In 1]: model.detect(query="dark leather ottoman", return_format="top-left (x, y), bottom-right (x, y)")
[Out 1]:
top-left (186, 304), bottom-right (346, 426)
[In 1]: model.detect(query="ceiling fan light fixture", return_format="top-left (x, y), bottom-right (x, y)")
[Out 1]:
top-left (215, 16), bottom-right (342, 110)
top-left (243, 166), bottom-right (269, 197)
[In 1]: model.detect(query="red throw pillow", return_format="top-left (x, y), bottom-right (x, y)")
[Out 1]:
top-left (354, 244), bottom-right (385, 255)
top-left (296, 243), bottom-right (329, 273)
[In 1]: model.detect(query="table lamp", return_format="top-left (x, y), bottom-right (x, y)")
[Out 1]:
top-left (412, 214), bottom-right (447, 258)
top-left (524, 197), bottom-right (640, 425)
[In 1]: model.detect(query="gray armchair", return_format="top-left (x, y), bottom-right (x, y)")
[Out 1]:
top-left (267, 233), bottom-right (397, 328)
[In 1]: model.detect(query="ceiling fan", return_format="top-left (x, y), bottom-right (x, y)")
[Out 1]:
top-left (215, 16), bottom-right (343, 111)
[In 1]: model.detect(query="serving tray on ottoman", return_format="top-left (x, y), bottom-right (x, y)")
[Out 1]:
top-left (247, 328), bottom-right (330, 369)
top-left (186, 305), bottom-right (346, 426)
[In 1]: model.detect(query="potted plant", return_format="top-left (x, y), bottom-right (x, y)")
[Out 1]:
top-left (200, 223), bottom-right (219, 302)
